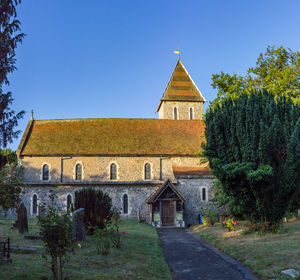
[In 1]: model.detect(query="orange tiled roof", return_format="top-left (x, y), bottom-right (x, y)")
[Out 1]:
top-left (18, 118), bottom-right (205, 156)
top-left (156, 60), bottom-right (205, 111)
top-left (172, 166), bottom-right (211, 177)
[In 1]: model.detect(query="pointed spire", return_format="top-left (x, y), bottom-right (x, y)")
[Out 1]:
top-left (156, 59), bottom-right (205, 112)
top-left (30, 109), bottom-right (34, 120)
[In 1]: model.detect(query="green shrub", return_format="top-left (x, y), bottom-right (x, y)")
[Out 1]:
top-left (223, 217), bottom-right (239, 231)
top-left (200, 207), bottom-right (218, 226)
top-left (75, 188), bottom-right (112, 234)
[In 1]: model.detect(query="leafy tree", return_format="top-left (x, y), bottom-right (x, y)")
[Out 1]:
top-left (0, 0), bottom-right (25, 157)
top-left (0, 148), bottom-right (22, 213)
top-left (204, 90), bottom-right (300, 231)
top-left (211, 46), bottom-right (300, 105)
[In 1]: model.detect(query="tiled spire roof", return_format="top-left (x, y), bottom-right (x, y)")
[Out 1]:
top-left (156, 59), bottom-right (205, 111)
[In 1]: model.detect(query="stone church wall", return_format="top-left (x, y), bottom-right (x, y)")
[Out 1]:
top-left (20, 156), bottom-right (202, 184)
top-left (176, 177), bottom-right (215, 225)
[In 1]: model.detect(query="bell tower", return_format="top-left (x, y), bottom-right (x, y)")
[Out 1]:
top-left (156, 59), bottom-right (205, 120)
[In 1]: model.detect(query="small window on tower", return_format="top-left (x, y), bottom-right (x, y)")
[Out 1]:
top-left (190, 107), bottom-right (194, 120)
top-left (174, 107), bottom-right (178, 120)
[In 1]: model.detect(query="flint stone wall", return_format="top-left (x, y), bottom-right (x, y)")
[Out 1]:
top-left (176, 177), bottom-right (216, 225)
top-left (21, 184), bottom-right (159, 222)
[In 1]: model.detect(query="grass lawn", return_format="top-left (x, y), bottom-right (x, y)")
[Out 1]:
top-left (0, 218), bottom-right (171, 280)
top-left (191, 218), bottom-right (300, 280)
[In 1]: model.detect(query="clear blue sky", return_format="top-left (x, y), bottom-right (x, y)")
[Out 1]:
top-left (6, 0), bottom-right (300, 150)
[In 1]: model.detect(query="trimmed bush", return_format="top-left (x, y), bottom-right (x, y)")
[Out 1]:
top-left (75, 188), bottom-right (112, 234)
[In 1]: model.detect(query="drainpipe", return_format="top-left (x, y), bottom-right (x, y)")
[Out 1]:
top-left (61, 157), bottom-right (72, 183)
top-left (160, 158), bottom-right (163, 181)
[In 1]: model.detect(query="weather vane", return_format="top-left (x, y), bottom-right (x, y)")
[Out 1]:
top-left (174, 46), bottom-right (181, 60)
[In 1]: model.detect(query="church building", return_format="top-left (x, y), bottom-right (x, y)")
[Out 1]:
top-left (17, 59), bottom-right (214, 226)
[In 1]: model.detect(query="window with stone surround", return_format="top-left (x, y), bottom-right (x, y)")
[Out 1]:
top-left (32, 194), bottom-right (38, 215)
top-left (67, 194), bottom-right (72, 211)
top-left (42, 164), bottom-right (49, 181)
top-left (174, 107), bottom-right (178, 120)
top-left (75, 163), bottom-right (82, 181)
top-left (202, 187), bottom-right (207, 202)
top-left (144, 163), bottom-right (151, 180)
top-left (110, 163), bottom-right (117, 180)
top-left (123, 194), bottom-right (128, 214)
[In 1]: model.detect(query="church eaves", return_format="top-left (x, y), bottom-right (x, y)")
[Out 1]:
top-left (18, 118), bottom-right (205, 157)
top-left (156, 59), bottom-right (206, 112)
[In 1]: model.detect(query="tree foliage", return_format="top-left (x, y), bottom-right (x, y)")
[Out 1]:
top-left (75, 188), bottom-right (112, 234)
top-left (204, 90), bottom-right (300, 230)
top-left (0, 149), bottom-right (22, 212)
top-left (211, 46), bottom-right (300, 105)
top-left (0, 0), bottom-right (25, 151)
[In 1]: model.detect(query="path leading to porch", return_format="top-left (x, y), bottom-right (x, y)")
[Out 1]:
top-left (158, 228), bottom-right (258, 280)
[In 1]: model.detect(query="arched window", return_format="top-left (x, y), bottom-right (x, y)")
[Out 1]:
top-left (123, 194), bottom-right (128, 214)
top-left (32, 194), bottom-right (38, 215)
top-left (110, 163), bottom-right (117, 180)
top-left (75, 164), bottom-right (82, 181)
top-left (144, 163), bottom-right (151, 180)
top-left (42, 164), bottom-right (49, 181)
top-left (189, 107), bottom-right (194, 120)
top-left (202, 188), bottom-right (207, 201)
top-left (174, 107), bottom-right (178, 120)
top-left (67, 194), bottom-right (72, 211)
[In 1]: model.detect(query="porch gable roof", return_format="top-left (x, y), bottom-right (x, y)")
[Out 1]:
top-left (146, 179), bottom-right (186, 204)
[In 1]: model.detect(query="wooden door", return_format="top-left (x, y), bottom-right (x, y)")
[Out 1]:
top-left (161, 200), bottom-right (175, 226)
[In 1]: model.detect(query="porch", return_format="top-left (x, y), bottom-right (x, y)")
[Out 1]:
top-left (147, 180), bottom-right (186, 228)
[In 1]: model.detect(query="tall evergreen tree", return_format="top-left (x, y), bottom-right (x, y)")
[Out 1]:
top-left (0, 1), bottom-right (24, 213)
top-left (204, 90), bottom-right (300, 230)
top-left (0, 0), bottom-right (25, 166)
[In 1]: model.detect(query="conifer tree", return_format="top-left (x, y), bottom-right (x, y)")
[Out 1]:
top-left (204, 90), bottom-right (300, 230)
top-left (0, 0), bottom-right (25, 164)
top-left (0, 0), bottom-right (24, 212)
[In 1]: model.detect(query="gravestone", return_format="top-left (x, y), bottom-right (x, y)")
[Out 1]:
top-left (73, 208), bottom-right (85, 241)
top-left (16, 203), bottom-right (28, 234)
top-left (281, 269), bottom-right (300, 278)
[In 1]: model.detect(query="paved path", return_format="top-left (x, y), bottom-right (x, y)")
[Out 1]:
top-left (158, 228), bottom-right (259, 280)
